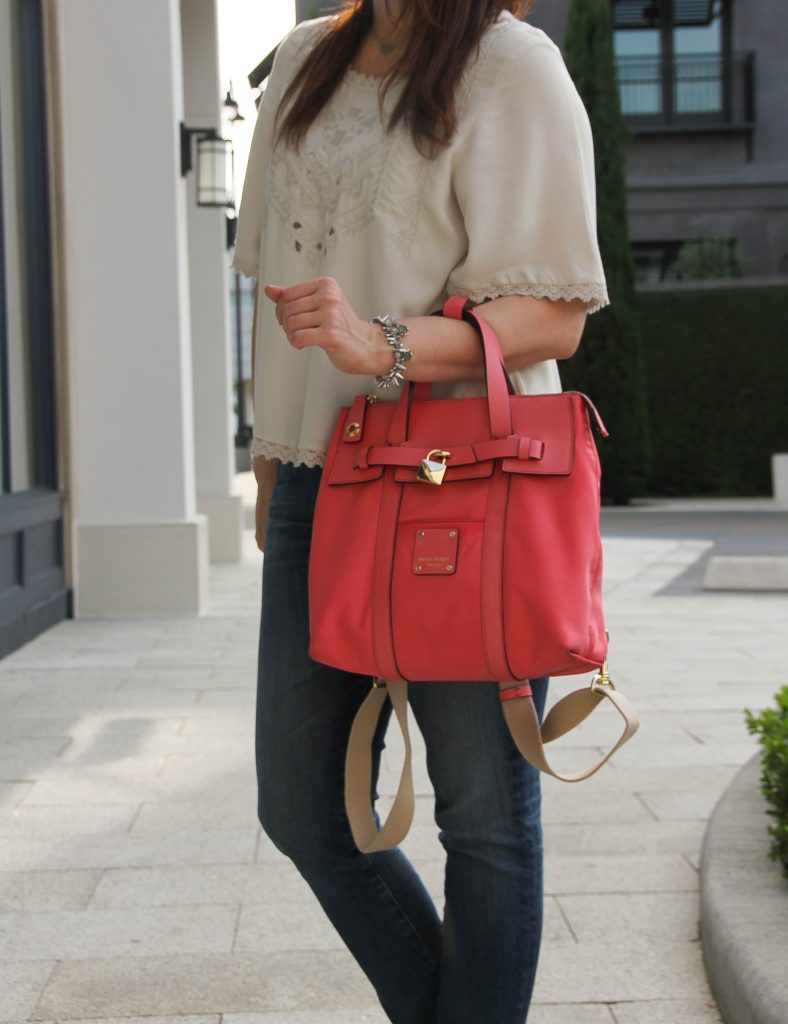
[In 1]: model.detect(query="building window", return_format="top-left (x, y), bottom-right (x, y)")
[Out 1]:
top-left (0, 0), bottom-right (67, 658)
top-left (612, 0), bottom-right (753, 132)
top-left (0, 0), bottom-right (57, 494)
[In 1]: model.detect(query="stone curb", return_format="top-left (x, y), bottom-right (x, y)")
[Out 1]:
top-left (700, 753), bottom-right (788, 1024)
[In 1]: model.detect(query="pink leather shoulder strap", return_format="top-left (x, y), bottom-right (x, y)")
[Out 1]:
top-left (442, 297), bottom-right (512, 439)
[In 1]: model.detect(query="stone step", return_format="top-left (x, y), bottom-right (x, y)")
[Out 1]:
top-left (703, 555), bottom-right (788, 591)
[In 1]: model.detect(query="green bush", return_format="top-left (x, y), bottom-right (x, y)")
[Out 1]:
top-left (563, 0), bottom-right (650, 503)
top-left (637, 284), bottom-right (788, 496)
top-left (745, 686), bottom-right (788, 878)
top-left (674, 236), bottom-right (744, 281)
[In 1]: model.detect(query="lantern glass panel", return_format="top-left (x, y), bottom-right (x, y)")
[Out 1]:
top-left (197, 136), bottom-right (232, 207)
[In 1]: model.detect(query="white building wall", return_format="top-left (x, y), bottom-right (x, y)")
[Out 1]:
top-left (53, 0), bottom-right (208, 615)
top-left (181, 0), bottom-right (243, 563)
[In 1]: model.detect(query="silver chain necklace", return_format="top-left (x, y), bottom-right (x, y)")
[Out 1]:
top-left (370, 22), bottom-right (403, 55)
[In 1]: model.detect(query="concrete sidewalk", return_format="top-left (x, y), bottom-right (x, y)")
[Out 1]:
top-left (0, 494), bottom-right (786, 1024)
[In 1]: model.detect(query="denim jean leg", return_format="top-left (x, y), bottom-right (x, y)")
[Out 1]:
top-left (408, 677), bottom-right (548, 1024)
top-left (256, 463), bottom-right (442, 1023)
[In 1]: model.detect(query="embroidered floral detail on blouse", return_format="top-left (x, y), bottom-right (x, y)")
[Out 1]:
top-left (267, 95), bottom-right (432, 262)
top-left (264, 14), bottom-right (510, 266)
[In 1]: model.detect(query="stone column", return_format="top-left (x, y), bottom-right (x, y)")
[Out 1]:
top-left (181, 0), bottom-right (243, 563)
top-left (53, 0), bottom-right (208, 616)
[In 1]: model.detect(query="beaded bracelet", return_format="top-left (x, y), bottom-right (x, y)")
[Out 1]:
top-left (371, 314), bottom-right (413, 390)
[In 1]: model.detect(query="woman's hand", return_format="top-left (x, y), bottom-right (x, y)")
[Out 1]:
top-left (264, 277), bottom-right (392, 377)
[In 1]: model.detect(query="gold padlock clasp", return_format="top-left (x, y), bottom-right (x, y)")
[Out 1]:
top-left (417, 449), bottom-right (451, 486)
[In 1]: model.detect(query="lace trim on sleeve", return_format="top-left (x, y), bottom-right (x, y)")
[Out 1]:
top-left (458, 282), bottom-right (610, 315)
top-left (250, 437), bottom-right (326, 469)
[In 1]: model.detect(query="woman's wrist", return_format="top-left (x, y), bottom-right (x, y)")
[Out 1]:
top-left (369, 314), bottom-right (413, 389)
top-left (365, 320), bottom-right (395, 377)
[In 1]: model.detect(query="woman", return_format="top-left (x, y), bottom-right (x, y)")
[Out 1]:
top-left (232, 1), bottom-right (608, 1021)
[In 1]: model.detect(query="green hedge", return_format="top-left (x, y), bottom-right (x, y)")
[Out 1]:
top-left (745, 686), bottom-right (788, 879)
top-left (636, 284), bottom-right (788, 496)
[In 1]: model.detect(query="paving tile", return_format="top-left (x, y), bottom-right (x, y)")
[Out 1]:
top-left (590, 764), bottom-right (737, 793)
top-left (243, 863), bottom-right (317, 905)
top-left (0, 737), bottom-right (70, 759)
top-left (223, 1013), bottom-right (386, 1024)
top-left (0, 827), bottom-right (257, 871)
top-left (541, 789), bottom-right (654, 826)
top-left (24, 1017), bottom-right (219, 1024)
top-left (32, 951), bottom-right (378, 1017)
top-left (544, 853), bottom-right (699, 895)
top-left (0, 782), bottom-right (34, 806)
top-left (0, 720), bottom-right (78, 740)
top-left (0, 904), bottom-right (239, 960)
top-left (528, 1007), bottom-right (616, 1024)
top-left (158, 752), bottom-right (253, 780)
top-left (131, 796), bottom-right (258, 833)
top-left (635, 789), bottom-right (722, 821)
top-left (557, 892), bottom-right (700, 944)
top-left (90, 864), bottom-right (252, 908)
top-left (20, 773), bottom-right (257, 807)
top-left (234, 900), bottom-right (343, 953)
top-left (9, 690), bottom-right (202, 717)
top-left (195, 690), bottom-right (257, 708)
top-left (607, 742), bottom-right (756, 768)
top-left (611, 998), bottom-right (723, 1023)
top-left (179, 715), bottom-right (252, 737)
top-left (0, 803), bottom-right (139, 836)
top-left (0, 960), bottom-right (56, 1021)
top-left (542, 896), bottom-right (576, 945)
top-left (0, 870), bottom-right (101, 913)
top-left (532, 937), bottom-right (709, 1003)
top-left (2, 755), bottom-right (168, 781)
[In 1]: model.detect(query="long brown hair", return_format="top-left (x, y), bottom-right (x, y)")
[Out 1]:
top-left (276, 0), bottom-right (533, 157)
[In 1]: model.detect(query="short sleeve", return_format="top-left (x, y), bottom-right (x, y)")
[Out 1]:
top-left (448, 35), bottom-right (609, 314)
top-left (231, 20), bottom-right (327, 279)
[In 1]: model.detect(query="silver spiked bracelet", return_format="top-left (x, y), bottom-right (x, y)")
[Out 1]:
top-left (371, 314), bottom-right (412, 390)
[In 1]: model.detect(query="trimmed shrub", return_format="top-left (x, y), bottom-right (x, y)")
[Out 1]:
top-left (638, 284), bottom-right (788, 496)
top-left (674, 236), bottom-right (744, 281)
top-left (745, 686), bottom-right (788, 879)
top-left (562, 0), bottom-right (651, 504)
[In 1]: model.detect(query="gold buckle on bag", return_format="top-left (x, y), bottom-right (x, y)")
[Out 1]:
top-left (417, 450), bottom-right (451, 486)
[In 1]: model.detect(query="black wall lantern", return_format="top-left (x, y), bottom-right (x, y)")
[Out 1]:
top-left (180, 123), bottom-right (234, 208)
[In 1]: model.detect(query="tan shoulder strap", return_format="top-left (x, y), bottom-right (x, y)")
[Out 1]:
top-left (345, 675), bottom-right (640, 854)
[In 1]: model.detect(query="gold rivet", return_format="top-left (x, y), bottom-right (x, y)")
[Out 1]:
top-left (344, 422), bottom-right (361, 438)
top-left (418, 530), bottom-right (425, 538)
top-left (415, 565), bottom-right (423, 572)
top-left (449, 530), bottom-right (457, 538)
top-left (446, 565), bottom-right (454, 572)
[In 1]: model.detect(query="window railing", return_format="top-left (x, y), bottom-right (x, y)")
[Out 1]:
top-left (615, 51), bottom-right (755, 130)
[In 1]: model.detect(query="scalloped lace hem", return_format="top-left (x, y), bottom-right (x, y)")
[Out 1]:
top-left (251, 438), bottom-right (326, 468)
top-left (231, 254), bottom-right (258, 279)
top-left (457, 282), bottom-right (610, 315)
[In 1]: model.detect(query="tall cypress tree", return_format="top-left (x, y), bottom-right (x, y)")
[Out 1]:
top-left (561, 0), bottom-right (650, 503)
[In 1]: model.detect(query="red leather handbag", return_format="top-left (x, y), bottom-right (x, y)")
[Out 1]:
top-left (308, 296), bottom-right (639, 852)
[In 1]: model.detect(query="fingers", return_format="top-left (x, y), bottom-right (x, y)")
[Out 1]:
top-left (264, 277), bottom-right (335, 306)
top-left (275, 295), bottom-right (321, 327)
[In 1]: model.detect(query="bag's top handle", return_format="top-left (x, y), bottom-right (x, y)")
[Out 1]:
top-left (387, 296), bottom-right (514, 445)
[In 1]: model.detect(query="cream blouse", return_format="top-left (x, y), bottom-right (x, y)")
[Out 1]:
top-left (232, 10), bottom-right (609, 468)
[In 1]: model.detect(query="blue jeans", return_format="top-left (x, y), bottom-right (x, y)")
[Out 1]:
top-left (257, 461), bottom-right (548, 1024)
